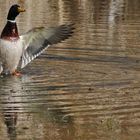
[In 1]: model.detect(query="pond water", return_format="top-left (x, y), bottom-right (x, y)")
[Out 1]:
top-left (0, 0), bottom-right (140, 140)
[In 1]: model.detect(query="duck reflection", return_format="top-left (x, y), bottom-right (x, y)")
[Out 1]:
top-left (0, 75), bottom-right (73, 140)
top-left (0, 76), bottom-right (22, 140)
top-left (4, 110), bottom-right (17, 140)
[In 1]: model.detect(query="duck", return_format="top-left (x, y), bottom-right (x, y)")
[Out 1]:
top-left (0, 4), bottom-right (74, 76)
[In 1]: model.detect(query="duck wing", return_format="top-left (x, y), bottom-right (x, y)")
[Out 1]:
top-left (19, 24), bottom-right (74, 68)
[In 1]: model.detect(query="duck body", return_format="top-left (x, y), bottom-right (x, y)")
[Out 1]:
top-left (0, 20), bottom-right (23, 74)
top-left (0, 4), bottom-right (74, 75)
top-left (0, 38), bottom-right (23, 74)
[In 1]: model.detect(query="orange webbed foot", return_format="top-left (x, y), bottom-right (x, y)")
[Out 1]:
top-left (12, 71), bottom-right (22, 76)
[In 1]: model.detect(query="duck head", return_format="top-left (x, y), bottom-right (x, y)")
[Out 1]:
top-left (1, 4), bottom-right (25, 39)
top-left (7, 4), bottom-right (25, 21)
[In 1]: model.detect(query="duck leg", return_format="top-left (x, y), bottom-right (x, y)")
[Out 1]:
top-left (12, 71), bottom-right (21, 76)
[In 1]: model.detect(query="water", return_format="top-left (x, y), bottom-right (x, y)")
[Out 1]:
top-left (0, 0), bottom-right (140, 140)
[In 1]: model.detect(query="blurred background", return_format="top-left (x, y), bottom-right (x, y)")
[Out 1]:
top-left (0, 0), bottom-right (140, 140)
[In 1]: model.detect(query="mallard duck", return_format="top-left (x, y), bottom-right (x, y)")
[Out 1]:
top-left (0, 4), bottom-right (74, 76)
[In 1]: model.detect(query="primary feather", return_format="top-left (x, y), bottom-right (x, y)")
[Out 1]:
top-left (20, 24), bottom-right (74, 68)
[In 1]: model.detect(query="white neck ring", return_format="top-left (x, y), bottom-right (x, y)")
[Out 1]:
top-left (7, 20), bottom-right (16, 23)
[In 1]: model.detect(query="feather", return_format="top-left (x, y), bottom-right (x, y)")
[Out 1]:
top-left (19, 24), bottom-right (75, 68)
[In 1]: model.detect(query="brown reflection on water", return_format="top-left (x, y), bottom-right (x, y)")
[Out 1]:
top-left (1, 0), bottom-right (140, 140)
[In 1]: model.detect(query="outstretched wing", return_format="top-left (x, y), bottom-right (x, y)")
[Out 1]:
top-left (20, 24), bottom-right (74, 68)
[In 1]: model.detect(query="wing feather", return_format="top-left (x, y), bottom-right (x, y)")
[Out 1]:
top-left (20, 24), bottom-right (74, 68)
